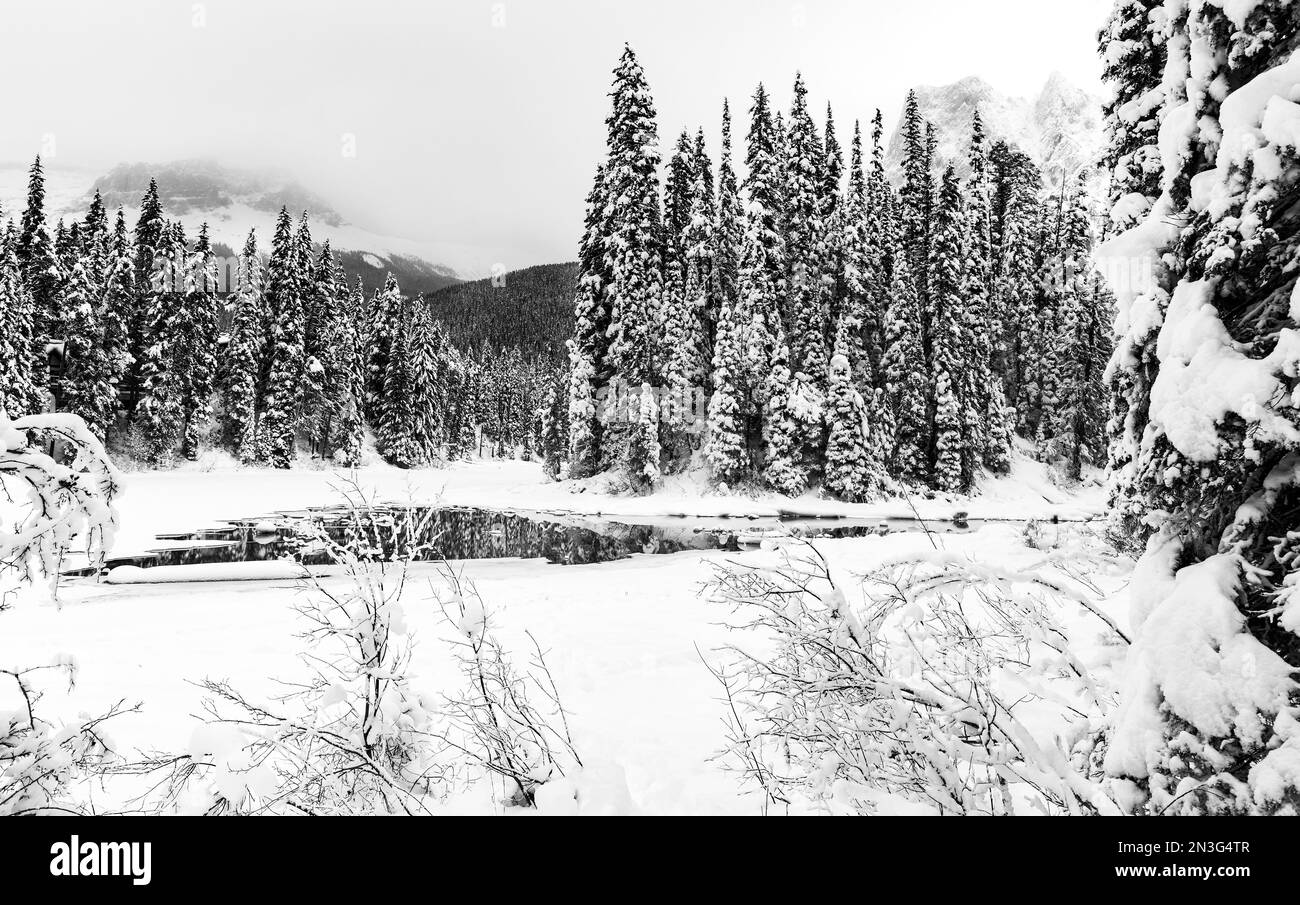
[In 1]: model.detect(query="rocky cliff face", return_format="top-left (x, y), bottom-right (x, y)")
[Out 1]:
top-left (885, 72), bottom-right (1103, 183)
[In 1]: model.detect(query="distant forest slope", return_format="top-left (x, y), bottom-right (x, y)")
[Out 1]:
top-left (422, 261), bottom-right (577, 358)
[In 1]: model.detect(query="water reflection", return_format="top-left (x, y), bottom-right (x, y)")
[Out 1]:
top-left (72, 506), bottom-right (983, 576)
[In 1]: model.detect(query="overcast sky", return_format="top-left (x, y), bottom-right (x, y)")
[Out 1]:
top-left (0, 0), bottom-right (1113, 277)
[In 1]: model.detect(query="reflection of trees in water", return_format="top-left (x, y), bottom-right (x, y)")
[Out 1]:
top-left (263, 507), bottom-right (725, 566)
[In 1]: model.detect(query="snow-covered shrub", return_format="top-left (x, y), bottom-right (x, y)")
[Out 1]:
top-left (146, 492), bottom-right (448, 815)
top-left (0, 659), bottom-right (136, 816)
top-left (0, 409), bottom-right (130, 815)
top-left (0, 411), bottom-right (121, 594)
top-left (708, 540), bottom-right (1128, 815)
top-left (143, 490), bottom-right (582, 814)
top-left (434, 564), bottom-right (583, 808)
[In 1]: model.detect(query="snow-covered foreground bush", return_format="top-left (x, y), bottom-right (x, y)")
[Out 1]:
top-left (130, 492), bottom-right (581, 815)
top-left (707, 535), bottom-right (1131, 815)
top-left (0, 409), bottom-right (133, 815)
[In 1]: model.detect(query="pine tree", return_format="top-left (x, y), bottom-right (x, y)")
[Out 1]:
top-left (376, 303), bottom-right (420, 467)
top-left (220, 230), bottom-right (265, 462)
top-left (783, 73), bottom-right (831, 391)
top-left (706, 100), bottom-right (752, 487)
top-left (737, 83), bottom-right (789, 481)
top-left (366, 273), bottom-right (404, 420)
top-left (898, 94), bottom-right (932, 322)
top-left (602, 45), bottom-right (665, 488)
top-left (135, 222), bottom-right (189, 463)
top-left (880, 255), bottom-right (928, 482)
top-left (177, 224), bottom-right (221, 460)
top-left (127, 178), bottom-right (166, 415)
top-left (662, 129), bottom-right (696, 302)
top-left (260, 209), bottom-right (306, 468)
top-left (57, 257), bottom-right (118, 440)
top-left (927, 167), bottom-right (967, 490)
top-left (958, 113), bottom-right (1009, 482)
top-left (0, 230), bottom-right (43, 417)
top-left (761, 324), bottom-right (803, 495)
top-left (407, 306), bottom-right (451, 465)
top-left (17, 157), bottom-right (60, 341)
top-left (823, 337), bottom-right (886, 502)
top-left (711, 100), bottom-right (743, 365)
top-left (566, 163), bottom-right (611, 478)
top-left (329, 277), bottom-right (368, 467)
top-left (663, 135), bottom-right (713, 467)
top-left (831, 121), bottom-right (879, 393)
top-left (540, 368), bottom-right (569, 480)
top-left (1097, 0), bottom-right (1166, 235)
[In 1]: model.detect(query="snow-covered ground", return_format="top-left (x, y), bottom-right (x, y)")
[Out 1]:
top-left (0, 456), bottom-right (1123, 815)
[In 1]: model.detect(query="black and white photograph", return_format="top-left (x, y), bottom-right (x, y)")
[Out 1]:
top-left (0, 0), bottom-right (1297, 878)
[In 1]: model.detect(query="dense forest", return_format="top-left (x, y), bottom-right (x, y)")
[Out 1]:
top-left (554, 47), bottom-right (1113, 498)
top-left (0, 161), bottom-right (551, 467)
top-left (423, 261), bottom-right (576, 358)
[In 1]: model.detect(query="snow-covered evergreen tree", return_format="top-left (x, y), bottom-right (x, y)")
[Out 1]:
top-left (260, 209), bottom-right (307, 468)
top-left (366, 272), bottom-right (404, 422)
top-left (927, 167), bottom-right (967, 491)
top-left (1099, 0), bottom-right (1300, 814)
top-left (566, 164), bottom-right (611, 478)
top-left (880, 255), bottom-right (928, 483)
top-left (220, 230), bottom-right (265, 462)
top-left (17, 157), bottom-right (60, 342)
top-left (783, 73), bottom-right (831, 396)
top-left (126, 178), bottom-right (166, 415)
top-left (760, 324), bottom-right (803, 495)
top-left (1097, 0), bottom-right (1166, 235)
top-left (823, 338), bottom-right (886, 502)
top-left (0, 227), bottom-right (43, 417)
top-left (329, 277), bottom-right (368, 467)
top-left (705, 100), bottom-right (752, 487)
top-left (56, 258), bottom-right (118, 441)
top-left (602, 45), bottom-right (665, 488)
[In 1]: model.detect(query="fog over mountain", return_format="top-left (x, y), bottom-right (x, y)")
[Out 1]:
top-left (886, 72), bottom-right (1104, 182)
top-left (0, 159), bottom-right (461, 294)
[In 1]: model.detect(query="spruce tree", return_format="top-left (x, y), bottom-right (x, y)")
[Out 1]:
top-left (18, 157), bottom-right (60, 340)
top-left (706, 100), bottom-right (752, 487)
top-left (602, 45), bottom-right (665, 488)
top-left (0, 231), bottom-right (43, 417)
top-left (261, 209), bottom-right (306, 468)
top-left (824, 336), bottom-right (885, 502)
top-left (880, 254), bottom-right (928, 482)
top-left (57, 258), bottom-right (118, 440)
top-left (127, 178), bottom-right (166, 415)
top-left (927, 167), bottom-right (967, 490)
top-left (898, 94), bottom-right (932, 323)
top-left (761, 323), bottom-right (803, 495)
top-left (366, 273), bottom-right (404, 419)
top-left (220, 230), bottom-right (265, 462)
top-left (737, 83), bottom-right (789, 479)
top-left (783, 73), bottom-right (831, 393)
top-left (376, 303), bottom-right (420, 467)
top-left (329, 277), bottom-right (368, 467)
top-left (711, 100), bottom-right (743, 365)
top-left (1097, 0), bottom-right (1166, 235)
top-left (566, 163), bottom-right (611, 478)
top-left (177, 224), bottom-right (221, 460)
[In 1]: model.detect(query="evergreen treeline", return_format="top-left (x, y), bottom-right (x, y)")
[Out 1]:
top-left (554, 46), bottom-right (1113, 497)
top-left (0, 159), bottom-right (555, 468)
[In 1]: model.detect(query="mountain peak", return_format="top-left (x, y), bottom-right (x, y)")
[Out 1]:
top-left (885, 73), bottom-right (1102, 180)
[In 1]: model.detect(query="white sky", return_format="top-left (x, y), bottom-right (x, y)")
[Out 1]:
top-left (0, 0), bottom-right (1113, 277)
